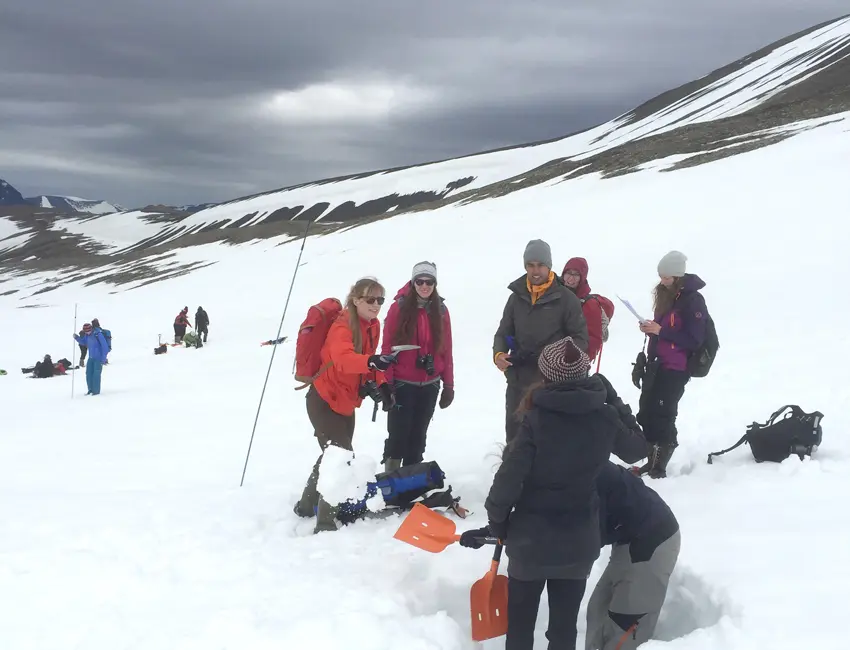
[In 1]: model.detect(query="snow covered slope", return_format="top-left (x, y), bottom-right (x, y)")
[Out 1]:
top-left (42, 14), bottom-right (850, 255)
top-left (24, 194), bottom-right (124, 215)
top-left (0, 90), bottom-right (848, 650)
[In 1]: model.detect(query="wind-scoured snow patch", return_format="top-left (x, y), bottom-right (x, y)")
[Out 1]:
top-left (54, 211), bottom-right (169, 252)
top-left (0, 217), bottom-right (33, 253)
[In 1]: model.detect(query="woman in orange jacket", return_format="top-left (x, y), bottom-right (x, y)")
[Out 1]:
top-left (295, 277), bottom-right (396, 534)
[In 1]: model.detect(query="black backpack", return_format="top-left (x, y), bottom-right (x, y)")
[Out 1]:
top-left (687, 313), bottom-right (718, 378)
top-left (707, 405), bottom-right (823, 464)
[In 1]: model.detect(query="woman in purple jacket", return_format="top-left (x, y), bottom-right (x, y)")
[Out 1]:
top-left (634, 251), bottom-right (708, 478)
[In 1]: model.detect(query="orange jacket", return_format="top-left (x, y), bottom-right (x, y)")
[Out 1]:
top-left (313, 312), bottom-right (386, 416)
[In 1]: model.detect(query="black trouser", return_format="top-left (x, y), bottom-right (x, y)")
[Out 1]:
top-left (198, 325), bottom-right (208, 342)
top-left (507, 577), bottom-right (587, 650)
top-left (174, 323), bottom-right (186, 342)
top-left (384, 381), bottom-right (440, 465)
top-left (79, 345), bottom-right (87, 366)
top-left (636, 366), bottom-right (689, 445)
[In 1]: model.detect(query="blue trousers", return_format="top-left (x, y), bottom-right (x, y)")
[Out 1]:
top-left (86, 359), bottom-right (103, 395)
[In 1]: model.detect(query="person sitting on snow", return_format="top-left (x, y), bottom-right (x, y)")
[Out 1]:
top-left (23, 355), bottom-right (69, 378)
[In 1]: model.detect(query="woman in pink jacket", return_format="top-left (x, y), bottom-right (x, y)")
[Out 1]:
top-left (380, 261), bottom-right (454, 472)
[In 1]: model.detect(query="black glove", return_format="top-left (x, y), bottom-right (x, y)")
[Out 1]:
top-left (379, 382), bottom-right (396, 412)
top-left (488, 519), bottom-right (508, 542)
top-left (439, 386), bottom-right (454, 409)
top-left (631, 351), bottom-right (647, 390)
top-left (368, 354), bottom-right (396, 372)
top-left (459, 526), bottom-right (491, 549)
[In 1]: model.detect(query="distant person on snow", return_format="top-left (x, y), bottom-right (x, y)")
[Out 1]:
top-left (195, 306), bottom-right (209, 343)
top-left (174, 307), bottom-right (192, 343)
top-left (23, 355), bottom-right (68, 378)
top-left (585, 461), bottom-right (681, 650)
top-left (461, 336), bottom-right (644, 650)
top-left (92, 318), bottom-right (111, 363)
top-left (77, 326), bottom-right (89, 367)
top-left (379, 261), bottom-right (454, 472)
top-left (74, 322), bottom-right (109, 395)
top-left (493, 239), bottom-right (589, 442)
top-left (293, 277), bottom-right (396, 534)
top-left (632, 251), bottom-right (709, 478)
top-left (562, 257), bottom-right (615, 365)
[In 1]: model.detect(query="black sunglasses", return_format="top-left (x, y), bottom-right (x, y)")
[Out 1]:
top-left (362, 296), bottom-right (385, 305)
top-left (414, 278), bottom-right (435, 287)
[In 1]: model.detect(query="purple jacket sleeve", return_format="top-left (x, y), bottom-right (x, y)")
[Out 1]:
top-left (659, 293), bottom-right (707, 351)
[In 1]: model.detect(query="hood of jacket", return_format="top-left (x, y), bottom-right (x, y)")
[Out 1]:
top-left (562, 257), bottom-right (591, 299)
top-left (531, 374), bottom-right (608, 415)
top-left (680, 273), bottom-right (706, 293)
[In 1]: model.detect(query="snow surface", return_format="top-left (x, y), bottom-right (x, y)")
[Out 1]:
top-left (1, 110), bottom-right (848, 649)
top-left (0, 216), bottom-right (32, 253)
top-left (40, 196), bottom-right (53, 209)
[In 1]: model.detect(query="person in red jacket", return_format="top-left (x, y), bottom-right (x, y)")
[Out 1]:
top-left (295, 277), bottom-right (395, 533)
top-left (380, 261), bottom-right (454, 472)
top-left (173, 307), bottom-right (192, 343)
top-left (562, 257), bottom-right (615, 364)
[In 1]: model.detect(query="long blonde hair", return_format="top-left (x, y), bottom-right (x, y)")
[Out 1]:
top-left (345, 277), bottom-right (385, 353)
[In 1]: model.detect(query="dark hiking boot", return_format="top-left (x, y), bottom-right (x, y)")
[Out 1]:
top-left (629, 442), bottom-right (659, 476)
top-left (293, 503), bottom-right (314, 518)
top-left (648, 444), bottom-right (677, 479)
top-left (314, 499), bottom-right (339, 534)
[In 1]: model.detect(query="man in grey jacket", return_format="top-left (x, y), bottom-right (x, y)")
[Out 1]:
top-left (493, 239), bottom-right (589, 442)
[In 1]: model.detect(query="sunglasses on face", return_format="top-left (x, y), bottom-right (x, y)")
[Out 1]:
top-left (414, 278), bottom-right (435, 287)
top-left (362, 296), bottom-right (385, 305)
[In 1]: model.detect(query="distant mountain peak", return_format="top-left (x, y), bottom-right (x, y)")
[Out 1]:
top-left (0, 178), bottom-right (25, 206)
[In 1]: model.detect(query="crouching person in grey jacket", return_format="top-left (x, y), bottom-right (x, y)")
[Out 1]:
top-left (586, 461), bottom-right (681, 650)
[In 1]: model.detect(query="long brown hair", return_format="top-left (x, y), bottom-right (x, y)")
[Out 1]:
top-left (345, 277), bottom-right (385, 353)
top-left (514, 379), bottom-right (546, 419)
top-left (652, 277), bottom-right (685, 318)
top-left (392, 283), bottom-right (444, 353)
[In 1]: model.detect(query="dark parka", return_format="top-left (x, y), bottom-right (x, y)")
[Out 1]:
top-left (483, 374), bottom-right (646, 582)
top-left (596, 461), bottom-right (679, 562)
top-left (493, 274), bottom-right (589, 388)
top-left (195, 308), bottom-right (209, 330)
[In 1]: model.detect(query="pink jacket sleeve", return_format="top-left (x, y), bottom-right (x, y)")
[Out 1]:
top-left (441, 308), bottom-right (454, 388)
top-left (381, 301), bottom-right (400, 383)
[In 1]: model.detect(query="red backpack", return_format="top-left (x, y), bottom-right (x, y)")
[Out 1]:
top-left (294, 298), bottom-right (343, 390)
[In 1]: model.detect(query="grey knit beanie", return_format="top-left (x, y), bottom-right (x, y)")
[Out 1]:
top-left (523, 239), bottom-right (552, 269)
top-left (657, 250), bottom-right (687, 277)
top-left (411, 261), bottom-right (437, 281)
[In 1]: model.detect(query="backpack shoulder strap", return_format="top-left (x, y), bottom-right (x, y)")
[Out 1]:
top-left (706, 431), bottom-right (752, 464)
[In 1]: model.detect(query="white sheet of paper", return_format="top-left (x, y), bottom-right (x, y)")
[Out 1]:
top-left (617, 295), bottom-right (648, 323)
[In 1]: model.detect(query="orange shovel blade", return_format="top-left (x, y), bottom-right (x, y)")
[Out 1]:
top-left (393, 503), bottom-right (460, 553)
top-left (470, 548), bottom-right (509, 641)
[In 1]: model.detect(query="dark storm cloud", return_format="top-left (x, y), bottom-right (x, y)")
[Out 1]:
top-left (0, 0), bottom-right (847, 207)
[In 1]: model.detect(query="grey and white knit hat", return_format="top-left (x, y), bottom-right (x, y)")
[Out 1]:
top-left (411, 261), bottom-right (437, 281)
top-left (657, 250), bottom-right (687, 278)
top-left (538, 336), bottom-right (591, 382)
top-left (523, 239), bottom-right (553, 269)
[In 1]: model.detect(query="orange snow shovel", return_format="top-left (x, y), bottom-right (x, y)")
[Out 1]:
top-left (470, 542), bottom-right (509, 641)
top-left (393, 503), bottom-right (461, 553)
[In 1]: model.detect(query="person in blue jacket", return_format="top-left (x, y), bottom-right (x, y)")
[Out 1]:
top-left (73, 322), bottom-right (109, 395)
top-left (91, 318), bottom-right (111, 364)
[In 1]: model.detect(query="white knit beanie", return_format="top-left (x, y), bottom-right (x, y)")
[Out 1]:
top-left (411, 261), bottom-right (437, 281)
top-left (657, 251), bottom-right (687, 278)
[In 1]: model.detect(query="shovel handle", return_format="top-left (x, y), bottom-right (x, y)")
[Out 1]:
top-left (492, 541), bottom-right (503, 564)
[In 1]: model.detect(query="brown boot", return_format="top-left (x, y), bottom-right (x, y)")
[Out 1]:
top-left (648, 444), bottom-right (677, 479)
top-left (313, 498), bottom-right (339, 534)
top-left (384, 458), bottom-right (402, 473)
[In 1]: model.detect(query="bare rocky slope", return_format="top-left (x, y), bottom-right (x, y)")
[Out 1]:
top-left (1, 14), bottom-right (848, 295)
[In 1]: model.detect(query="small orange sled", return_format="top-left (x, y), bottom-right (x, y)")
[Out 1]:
top-left (470, 542), bottom-right (509, 641)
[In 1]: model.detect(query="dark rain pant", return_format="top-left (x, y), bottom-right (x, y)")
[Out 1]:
top-left (507, 577), bottom-right (588, 650)
top-left (383, 381), bottom-right (440, 466)
top-left (198, 325), bottom-right (208, 342)
top-left (79, 344), bottom-right (87, 366)
top-left (585, 530), bottom-right (681, 650)
top-left (297, 387), bottom-right (355, 531)
top-left (636, 367), bottom-right (689, 446)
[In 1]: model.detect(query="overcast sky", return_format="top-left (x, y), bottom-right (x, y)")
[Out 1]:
top-left (0, 1), bottom-right (846, 208)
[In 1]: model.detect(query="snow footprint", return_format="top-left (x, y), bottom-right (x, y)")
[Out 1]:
top-left (654, 567), bottom-right (732, 641)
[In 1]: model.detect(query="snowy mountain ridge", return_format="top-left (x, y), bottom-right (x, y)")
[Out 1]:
top-left (24, 195), bottom-right (124, 215)
top-left (0, 13), bottom-right (849, 299)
